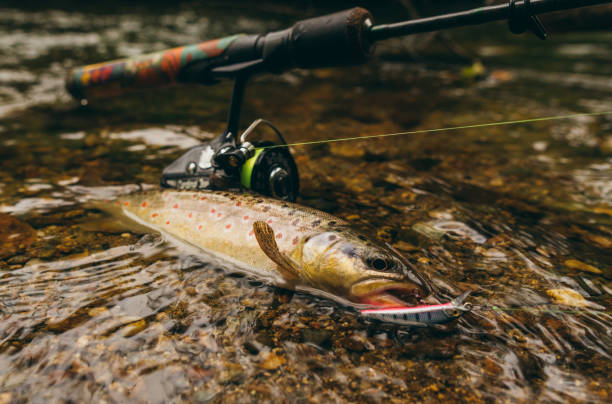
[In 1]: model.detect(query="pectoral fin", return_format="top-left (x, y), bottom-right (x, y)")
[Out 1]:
top-left (253, 221), bottom-right (300, 281)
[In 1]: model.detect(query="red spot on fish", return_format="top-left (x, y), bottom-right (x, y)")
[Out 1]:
top-left (217, 213), bottom-right (222, 218)
top-left (225, 224), bottom-right (232, 230)
top-left (236, 201), bottom-right (242, 207)
top-left (210, 208), bottom-right (216, 213)
top-left (248, 229), bottom-right (254, 237)
top-left (188, 213), bottom-right (192, 218)
top-left (124, 201), bottom-right (129, 206)
top-left (198, 225), bottom-right (203, 230)
top-left (116, 201), bottom-right (121, 206)
top-left (292, 236), bottom-right (298, 245)
top-left (152, 213), bottom-right (158, 218)
top-left (166, 220), bottom-right (170, 225)
top-left (141, 201), bottom-right (147, 208)
top-left (267, 219), bottom-right (273, 224)
top-left (276, 233), bottom-right (282, 239)
top-left (243, 215), bottom-right (249, 221)
top-left (104, 199), bottom-right (110, 203)
top-left (173, 203), bottom-right (178, 209)
top-left (200, 196), bottom-right (207, 200)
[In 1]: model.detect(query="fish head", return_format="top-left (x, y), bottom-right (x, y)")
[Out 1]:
top-left (294, 229), bottom-right (430, 307)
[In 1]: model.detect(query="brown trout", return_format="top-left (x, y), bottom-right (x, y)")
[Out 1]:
top-left (112, 189), bottom-right (430, 307)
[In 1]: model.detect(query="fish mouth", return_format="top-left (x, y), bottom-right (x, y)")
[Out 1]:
top-left (350, 278), bottom-right (423, 307)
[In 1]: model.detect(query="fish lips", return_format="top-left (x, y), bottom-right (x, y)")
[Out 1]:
top-left (350, 277), bottom-right (424, 307)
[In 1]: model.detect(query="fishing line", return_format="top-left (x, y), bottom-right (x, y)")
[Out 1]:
top-left (257, 110), bottom-right (612, 150)
top-left (477, 305), bottom-right (612, 316)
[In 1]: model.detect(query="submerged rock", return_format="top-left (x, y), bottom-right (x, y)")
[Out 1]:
top-left (259, 352), bottom-right (286, 370)
top-left (301, 328), bottom-right (332, 347)
top-left (546, 288), bottom-right (589, 307)
top-left (0, 213), bottom-right (36, 259)
top-left (564, 259), bottom-right (603, 274)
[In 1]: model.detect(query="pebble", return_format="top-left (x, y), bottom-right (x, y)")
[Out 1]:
top-left (586, 234), bottom-right (612, 249)
top-left (76, 335), bottom-right (91, 348)
top-left (88, 306), bottom-right (109, 317)
top-left (122, 319), bottom-right (147, 337)
top-left (592, 206), bottom-right (612, 217)
top-left (301, 328), bottom-right (332, 347)
top-left (0, 393), bottom-right (12, 404)
top-left (599, 136), bottom-right (612, 154)
top-left (489, 177), bottom-right (504, 187)
top-left (564, 259), bottom-right (602, 274)
top-left (0, 213), bottom-right (36, 259)
top-left (392, 240), bottom-right (418, 252)
top-left (404, 340), bottom-right (457, 360)
top-left (259, 352), bottom-right (286, 370)
top-left (546, 288), bottom-right (589, 307)
top-left (243, 340), bottom-right (261, 355)
top-left (7, 255), bottom-right (29, 265)
top-left (412, 222), bottom-right (445, 241)
top-left (481, 264), bottom-right (504, 277)
top-left (218, 363), bottom-right (244, 383)
top-left (341, 334), bottom-right (374, 352)
top-left (194, 390), bottom-right (218, 404)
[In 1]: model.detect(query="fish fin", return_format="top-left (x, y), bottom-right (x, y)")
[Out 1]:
top-left (82, 200), bottom-right (154, 235)
top-left (253, 221), bottom-right (300, 281)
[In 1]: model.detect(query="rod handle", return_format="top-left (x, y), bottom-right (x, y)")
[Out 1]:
top-left (66, 35), bottom-right (242, 101)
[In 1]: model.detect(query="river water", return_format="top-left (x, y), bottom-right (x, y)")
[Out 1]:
top-left (0, 2), bottom-right (611, 403)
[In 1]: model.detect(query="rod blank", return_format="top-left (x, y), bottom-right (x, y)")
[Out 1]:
top-left (369, 0), bottom-right (612, 41)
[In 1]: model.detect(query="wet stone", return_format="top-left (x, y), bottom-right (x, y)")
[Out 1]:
top-left (7, 255), bottom-right (29, 265)
top-left (0, 393), bottom-right (12, 404)
top-left (340, 333), bottom-right (374, 352)
top-left (0, 213), bottom-right (36, 259)
top-left (546, 288), bottom-right (590, 307)
top-left (194, 390), bottom-right (218, 404)
top-left (564, 259), bottom-right (602, 274)
top-left (403, 340), bottom-right (457, 360)
top-left (301, 328), bottom-right (332, 348)
top-left (218, 363), bottom-right (244, 384)
top-left (259, 352), bottom-right (286, 370)
top-left (122, 319), bottom-right (147, 337)
top-left (599, 136), bottom-right (612, 154)
top-left (412, 222), bottom-right (446, 241)
top-left (243, 340), bottom-right (261, 355)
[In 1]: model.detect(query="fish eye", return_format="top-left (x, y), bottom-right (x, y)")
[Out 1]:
top-left (367, 256), bottom-right (395, 271)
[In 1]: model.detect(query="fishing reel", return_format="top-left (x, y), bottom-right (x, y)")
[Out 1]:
top-left (161, 118), bottom-right (299, 202)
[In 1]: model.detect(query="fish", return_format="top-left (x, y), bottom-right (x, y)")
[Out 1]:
top-left (108, 189), bottom-right (430, 307)
top-left (360, 290), bottom-right (472, 326)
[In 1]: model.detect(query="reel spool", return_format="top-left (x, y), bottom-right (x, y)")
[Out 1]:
top-left (240, 142), bottom-right (299, 202)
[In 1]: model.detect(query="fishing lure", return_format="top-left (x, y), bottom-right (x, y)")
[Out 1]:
top-left (361, 290), bottom-right (472, 326)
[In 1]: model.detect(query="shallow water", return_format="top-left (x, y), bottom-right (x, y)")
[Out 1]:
top-left (0, 2), bottom-right (611, 403)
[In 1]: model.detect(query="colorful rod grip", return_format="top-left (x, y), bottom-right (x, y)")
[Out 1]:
top-left (66, 34), bottom-right (242, 100)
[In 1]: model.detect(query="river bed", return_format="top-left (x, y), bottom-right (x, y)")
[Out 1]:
top-left (0, 2), bottom-right (610, 403)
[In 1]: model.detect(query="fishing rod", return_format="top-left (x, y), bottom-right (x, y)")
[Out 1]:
top-left (66, 0), bottom-right (612, 202)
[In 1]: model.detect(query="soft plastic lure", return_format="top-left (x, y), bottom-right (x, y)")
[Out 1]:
top-left (361, 290), bottom-right (472, 326)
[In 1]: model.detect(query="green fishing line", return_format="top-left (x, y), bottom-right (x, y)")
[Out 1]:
top-left (257, 110), bottom-right (612, 150)
top-left (486, 306), bottom-right (612, 315)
